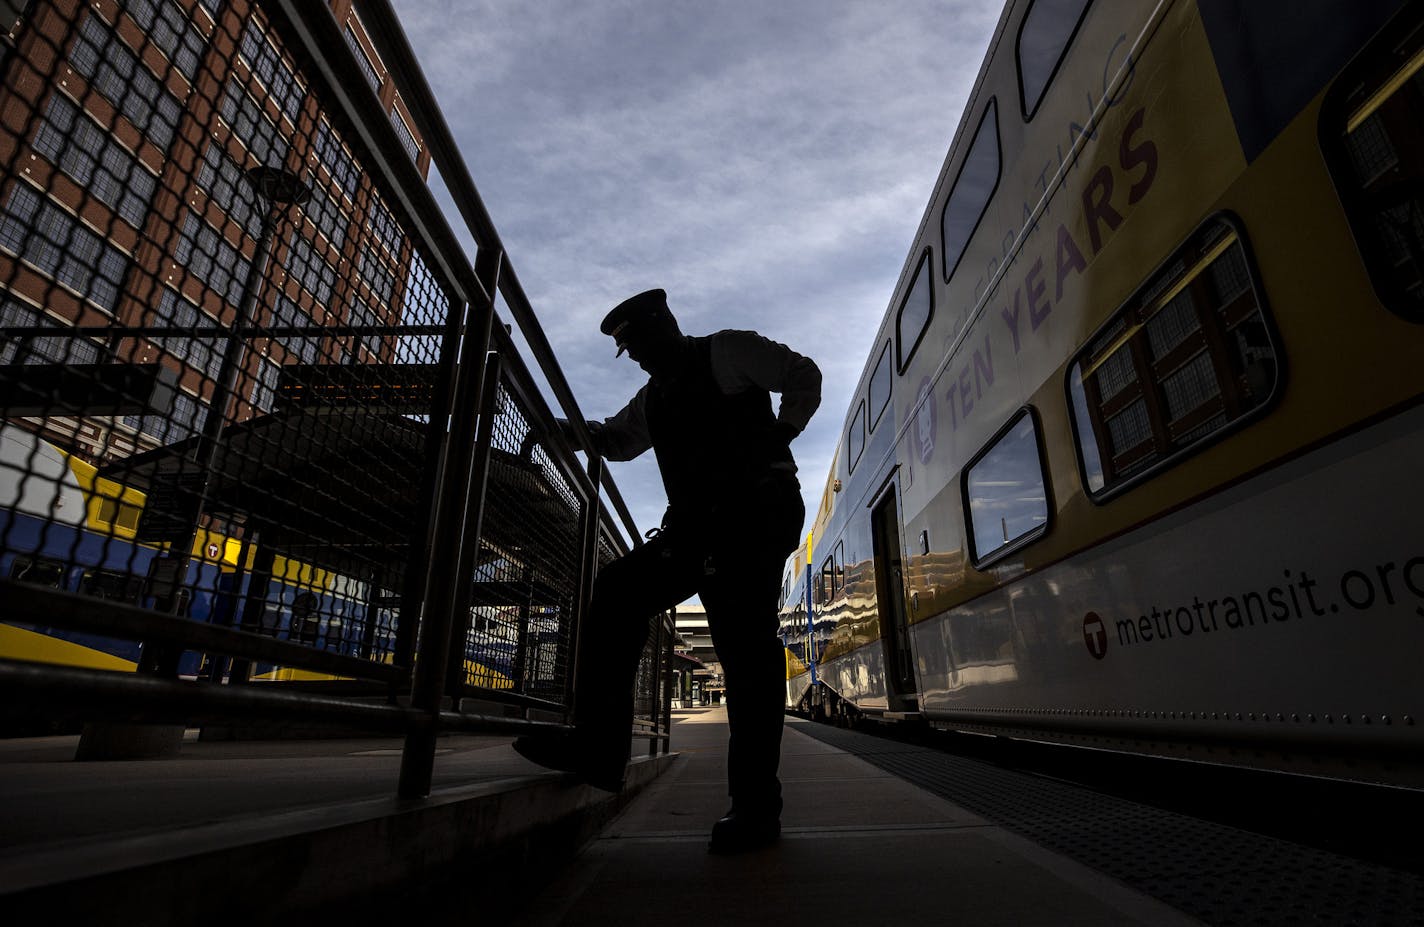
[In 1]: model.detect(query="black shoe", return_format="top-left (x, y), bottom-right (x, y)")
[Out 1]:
top-left (707, 809), bottom-right (781, 854)
top-left (512, 734), bottom-right (625, 792)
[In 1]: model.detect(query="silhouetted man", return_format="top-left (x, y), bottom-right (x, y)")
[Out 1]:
top-left (515, 288), bottom-right (820, 853)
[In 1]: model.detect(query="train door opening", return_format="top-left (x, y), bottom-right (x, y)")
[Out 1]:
top-left (870, 486), bottom-right (917, 711)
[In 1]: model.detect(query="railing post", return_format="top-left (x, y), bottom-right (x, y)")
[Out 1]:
top-left (391, 310), bottom-right (463, 674)
top-left (646, 615), bottom-right (663, 757)
top-left (441, 351), bottom-right (504, 701)
top-left (225, 534), bottom-right (275, 685)
top-left (397, 249), bottom-right (500, 799)
top-left (566, 454), bottom-right (604, 720)
top-left (661, 611), bottom-right (674, 753)
top-left (131, 171), bottom-right (305, 684)
top-left (511, 563), bottom-right (533, 696)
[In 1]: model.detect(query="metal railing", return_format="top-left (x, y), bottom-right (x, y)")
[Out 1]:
top-left (0, 0), bottom-right (673, 798)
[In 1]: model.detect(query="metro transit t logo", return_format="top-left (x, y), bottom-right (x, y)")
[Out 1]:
top-left (1083, 612), bottom-right (1108, 660)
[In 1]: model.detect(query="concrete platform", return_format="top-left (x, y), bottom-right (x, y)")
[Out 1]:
top-left (0, 709), bottom-right (1204, 925)
top-left (0, 724), bottom-right (674, 924)
top-left (512, 711), bottom-right (1202, 926)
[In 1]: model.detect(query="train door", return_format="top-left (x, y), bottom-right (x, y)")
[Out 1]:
top-left (870, 485), bottom-right (917, 711)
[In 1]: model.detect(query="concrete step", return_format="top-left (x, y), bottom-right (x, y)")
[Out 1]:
top-left (0, 730), bottom-right (675, 924)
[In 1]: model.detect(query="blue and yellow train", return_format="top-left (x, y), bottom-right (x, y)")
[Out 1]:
top-left (0, 423), bottom-right (523, 687)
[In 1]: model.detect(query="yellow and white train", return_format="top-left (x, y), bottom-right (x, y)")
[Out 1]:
top-left (780, 0), bottom-right (1424, 787)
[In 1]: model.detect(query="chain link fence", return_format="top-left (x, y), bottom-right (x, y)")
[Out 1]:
top-left (0, 0), bottom-right (670, 793)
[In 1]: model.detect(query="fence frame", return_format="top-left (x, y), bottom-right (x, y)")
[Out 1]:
top-left (0, 0), bottom-right (674, 799)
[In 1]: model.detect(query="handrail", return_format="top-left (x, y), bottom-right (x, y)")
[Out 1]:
top-left (271, 0), bottom-right (487, 317)
top-left (0, 581), bottom-right (406, 684)
top-left (351, 0), bottom-right (642, 548)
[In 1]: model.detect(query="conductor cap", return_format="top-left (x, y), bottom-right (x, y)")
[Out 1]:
top-left (600, 288), bottom-right (672, 356)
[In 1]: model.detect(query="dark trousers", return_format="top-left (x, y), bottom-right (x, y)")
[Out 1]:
top-left (575, 480), bottom-right (803, 815)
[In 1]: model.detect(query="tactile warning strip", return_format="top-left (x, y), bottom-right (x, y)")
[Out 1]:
top-left (798, 722), bottom-right (1424, 926)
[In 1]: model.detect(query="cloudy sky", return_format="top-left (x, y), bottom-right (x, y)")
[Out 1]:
top-left (387, 0), bottom-right (1002, 550)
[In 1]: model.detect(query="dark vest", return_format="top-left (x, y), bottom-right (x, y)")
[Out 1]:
top-left (644, 335), bottom-right (791, 522)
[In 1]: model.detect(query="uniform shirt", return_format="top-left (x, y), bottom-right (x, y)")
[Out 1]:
top-left (587, 330), bottom-right (822, 469)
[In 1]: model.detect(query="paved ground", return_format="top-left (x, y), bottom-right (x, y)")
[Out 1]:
top-left (0, 727), bottom-right (528, 850)
top-left (508, 710), bottom-right (1203, 926)
top-left (0, 708), bottom-right (1205, 924)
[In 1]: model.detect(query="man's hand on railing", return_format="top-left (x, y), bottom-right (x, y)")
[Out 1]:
top-left (555, 417), bottom-right (600, 453)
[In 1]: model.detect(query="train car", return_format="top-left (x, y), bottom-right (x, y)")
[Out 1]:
top-left (784, 0), bottom-right (1424, 786)
top-left (779, 535), bottom-right (814, 713)
top-left (0, 424), bottom-right (401, 679)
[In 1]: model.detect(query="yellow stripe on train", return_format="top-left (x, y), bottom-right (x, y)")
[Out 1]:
top-left (0, 622), bottom-right (136, 672)
top-left (464, 659), bottom-right (514, 689)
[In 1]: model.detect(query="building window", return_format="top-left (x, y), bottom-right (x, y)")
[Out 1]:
top-left (867, 340), bottom-right (892, 432)
top-left (1324, 11), bottom-right (1424, 321)
top-left (365, 191), bottom-right (403, 257)
top-left (124, 0), bottom-right (209, 83)
top-left (315, 121), bottom-right (360, 203)
top-left (895, 250), bottom-right (933, 373)
top-left (304, 179), bottom-right (348, 251)
top-left (1066, 216), bottom-right (1279, 498)
top-left (271, 294), bottom-right (319, 364)
top-left (176, 209), bottom-right (250, 306)
top-left (346, 294), bottom-right (381, 360)
top-left (196, 142), bottom-right (263, 239)
top-left (400, 250), bottom-right (449, 361)
top-left (0, 300), bottom-right (102, 364)
top-left (345, 25), bottom-right (381, 92)
top-left (1016, 0), bottom-right (1092, 119)
top-left (154, 287), bottom-right (224, 382)
top-left (69, 13), bottom-right (183, 151)
top-left (390, 107), bottom-right (419, 162)
top-left (239, 20), bottom-right (304, 126)
top-left (33, 93), bottom-right (158, 230)
top-left (220, 78), bottom-right (289, 168)
top-left (124, 390), bottom-right (207, 445)
top-left (285, 231), bottom-right (336, 308)
top-left (963, 408), bottom-right (1049, 565)
top-left (249, 357), bottom-right (282, 412)
top-left (0, 183), bottom-right (128, 312)
top-left (358, 249), bottom-right (397, 306)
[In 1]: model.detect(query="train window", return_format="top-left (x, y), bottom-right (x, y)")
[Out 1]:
top-left (868, 341), bottom-right (892, 431)
top-left (896, 250), bottom-right (933, 373)
top-left (963, 408), bottom-right (1050, 565)
top-left (290, 591), bottom-right (321, 645)
top-left (1016, 0), bottom-right (1092, 120)
top-left (79, 568), bottom-right (144, 604)
top-left (1322, 7), bottom-right (1424, 323)
top-left (818, 543), bottom-right (846, 601)
top-left (10, 555), bottom-right (68, 588)
top-left (1066, 216), bottom-right (1279, 498)
top-left (940, 99), bottom-right (1000, 283)
top-left (847, 400), bottom-right (866, 473)
top-left (96, 496), bottom-right (142, 532)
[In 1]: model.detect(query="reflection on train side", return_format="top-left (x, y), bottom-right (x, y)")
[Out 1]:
top-left (786, 0), bottom-right (1424, 788)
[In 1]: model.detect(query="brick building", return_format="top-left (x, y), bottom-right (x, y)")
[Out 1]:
top-left (0, 0), bottom-right (428, 465)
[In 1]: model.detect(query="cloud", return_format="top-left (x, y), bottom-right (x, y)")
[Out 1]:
top-left (391, 0), bottom-right (1001, 544)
